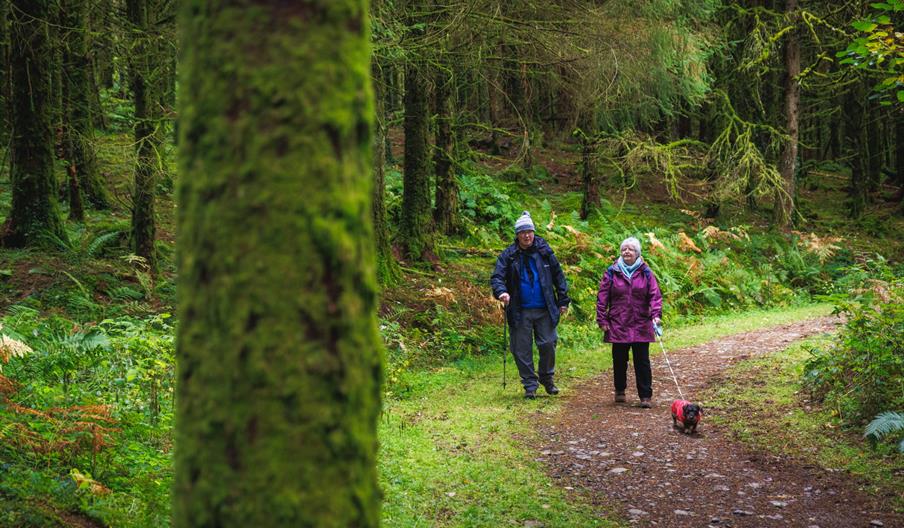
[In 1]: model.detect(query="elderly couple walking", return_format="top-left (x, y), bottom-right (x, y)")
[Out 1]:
top-left (491, 211), bottom-right (663, 406)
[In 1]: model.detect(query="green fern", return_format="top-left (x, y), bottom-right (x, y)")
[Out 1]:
top-left (87, 231), bottom-right (125, 258)
top-left (864, 411), bottom-right (904, 453)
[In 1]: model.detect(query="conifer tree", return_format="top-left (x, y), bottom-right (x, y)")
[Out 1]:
top-left (175, 1), bottom-right (382, 526)
top-left (126, 0), bottom-right (159, 270)
top-left (400, 61), bottom-right (433, 259)
top-left (62, 0), bottom-right (110, 212)
top-left (2, 0), bottom-right (68, 247)
top-left (774, 0), bottom-right (800, 227)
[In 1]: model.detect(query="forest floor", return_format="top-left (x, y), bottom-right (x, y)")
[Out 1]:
top-left (539, 316), bottom-right (904, 528)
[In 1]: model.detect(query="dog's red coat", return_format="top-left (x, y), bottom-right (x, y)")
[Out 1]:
top-left (670, 399), bottom-right (702, 424)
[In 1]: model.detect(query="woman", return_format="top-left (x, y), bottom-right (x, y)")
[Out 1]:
top-left (596, 237), bottom-right (662, 408)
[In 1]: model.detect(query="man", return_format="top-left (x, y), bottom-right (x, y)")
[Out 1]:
top-left (491, 211), bottom-right (570, 399)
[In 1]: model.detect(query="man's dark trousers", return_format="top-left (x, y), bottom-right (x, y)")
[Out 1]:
top-left (510, 308), bottom-right (557, 392)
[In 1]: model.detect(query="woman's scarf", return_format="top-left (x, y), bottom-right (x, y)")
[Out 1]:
top-left (617, 255), bottom-right (643, 279)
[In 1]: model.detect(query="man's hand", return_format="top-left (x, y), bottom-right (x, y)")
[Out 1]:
top-left (652, 317), bottom-right (661, 326)
top-left (559, 305), bottom-right (568, 315)
top-left (600, 322), bottom-right (609, 332)
top-left (498, 293), bottom-right (510, 305)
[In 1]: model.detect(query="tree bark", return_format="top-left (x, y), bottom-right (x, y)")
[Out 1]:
top-left (866, 101), bottom-right (882, 193)
top-left (175, 2), bottom-right (382, 526)
top-left (62, 0), bottom-right (110, 210)
top-left (433, 65), bottom-right (458, 235)
top-left (774, 0), bottom-right (799, 228)
top-left (578, 114), bottom-right (598, 220)
top-left (372, 59), bottom-right (399, 285)
top-left (127, 0), bottom-right (159, 270)
top-left (896, 115), bottom-right (904, 193)
top-left (0, 0), bottom-right (8, 143)
top-left (400, 63), bottom-right (433, 260)
top-left (844, 77), bottom-right (869, 219)
top-left (2, 0), bottom-right (68, 247)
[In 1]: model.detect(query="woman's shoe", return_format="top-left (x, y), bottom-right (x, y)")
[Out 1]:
top-left (640, 398), bottom-right (652, 408)
top-left (614, 391), bottom-right (626, 403)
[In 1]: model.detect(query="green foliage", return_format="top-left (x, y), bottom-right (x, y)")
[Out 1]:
top-left (803, 281), bottom-right (904, 428)
top-left (838, 0), bottom-right (904, 105)
top-left (0, 310), bottom-right (175, 527)
top-left (457, 167), bottom-right (524, 245)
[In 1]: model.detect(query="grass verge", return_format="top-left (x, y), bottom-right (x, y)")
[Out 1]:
top-left (379, 303), bottom-right (834, 526)
top-left (703, 334), bottom-right (904, 513)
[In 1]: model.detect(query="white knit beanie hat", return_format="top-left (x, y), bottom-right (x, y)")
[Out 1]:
top-left (514, 211), bottom-right (535, 234)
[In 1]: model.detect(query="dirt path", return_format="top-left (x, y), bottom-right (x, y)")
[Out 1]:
top-left (538, 316), bottom-right (903, 528)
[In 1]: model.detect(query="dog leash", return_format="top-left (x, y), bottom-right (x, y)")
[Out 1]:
top-left (654, 323), bottom-right (685, 400)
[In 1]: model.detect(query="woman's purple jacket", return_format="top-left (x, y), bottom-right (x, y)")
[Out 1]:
top-left (596, 261), bottom-right (663, 343)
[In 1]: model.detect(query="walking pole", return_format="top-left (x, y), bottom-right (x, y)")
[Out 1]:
top-left (654, 322), bottom-right (684, 400)
top-left (501, 304), bottom-right (508, 390)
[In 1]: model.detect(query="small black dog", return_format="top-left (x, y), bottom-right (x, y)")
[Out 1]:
top-left (671, 399), bottom-right (703, 434)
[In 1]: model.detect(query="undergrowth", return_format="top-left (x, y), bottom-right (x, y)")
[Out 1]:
top-left (705, 336), bottom-right (904, 511)
top-left (803, 278), bottom-right (904, 447)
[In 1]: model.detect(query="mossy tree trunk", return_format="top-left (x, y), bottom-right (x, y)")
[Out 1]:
top-left (578, 114), bottom-right (599, 220)
top-left (127, 0), bottom-right (159, 271)
top-left (49, 5), bottom-right (64, 154)
top-left (152, 0), bottom-right (176, 190)
top-left (62, 0), bottom-right (110, 212)
top-left (400, 62), bottom-right (433, 260)
top-left (433, 64), bottom-right (458, 235)
top-left (0, 0), bottom-right (8, 143)
top-left (896, 117), bottom-right (904, 194)
top-left (2, 0), bottom-right (68, 247)
top-left (774, 0), bottom-right (799, 228)
top-left (866, 100), bottom-right (882, 194)
top-left (844, 77), bottom-right (869, 219)
top-left (175, 2), bottom-right (382, 526)
top-left (372, 59), bottom-right (399, 285)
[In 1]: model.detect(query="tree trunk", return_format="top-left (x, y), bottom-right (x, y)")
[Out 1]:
top-left (578, 114), bottom-right (598, 220)
top-left (152, 0), bottom-right (176, 189)
top-left (175, 2), bottom-right (382, 526)
top-left (774, 0), bottom-right (800, 228)
top-left (844, 77), bottom-right (869, 219)
top-left (0, 0), bottom-right (9, 143)
top-left (372, 59), bottom-right (399, 285)
top-left (127, 0), bottom-right (158, 271)
top-left (2, 0), bottom-right (68, 247)
top-left (866, 101), bottom-right (882, 193)
top-left (400, 63), bottom-right (433, 260)
top-left (67, 163), bottom-right (85, 222)
top-left (49, 5), bottom-right (64, 156)
top-left (433, 65), bottom-right (458, 235)
top-left (62, 0), bottom-right (110, 210)
top-left (896, 116), bottom-right (904, 193)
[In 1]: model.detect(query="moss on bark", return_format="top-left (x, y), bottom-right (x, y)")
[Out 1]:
top-left (62, 0), bottom-right (110, 211)
top-left (127, 0), bottom-right (159, 271)
top-left (372, 60), bottom-right (400, 286)
top-left (433, 65), bottom-right (458, 235)
top-left (175, 2), bottom-right (382, 526)
top-left (2, 0), bottom-right (68, 247)
top-left (400, 63), bottom-right (433, 260)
